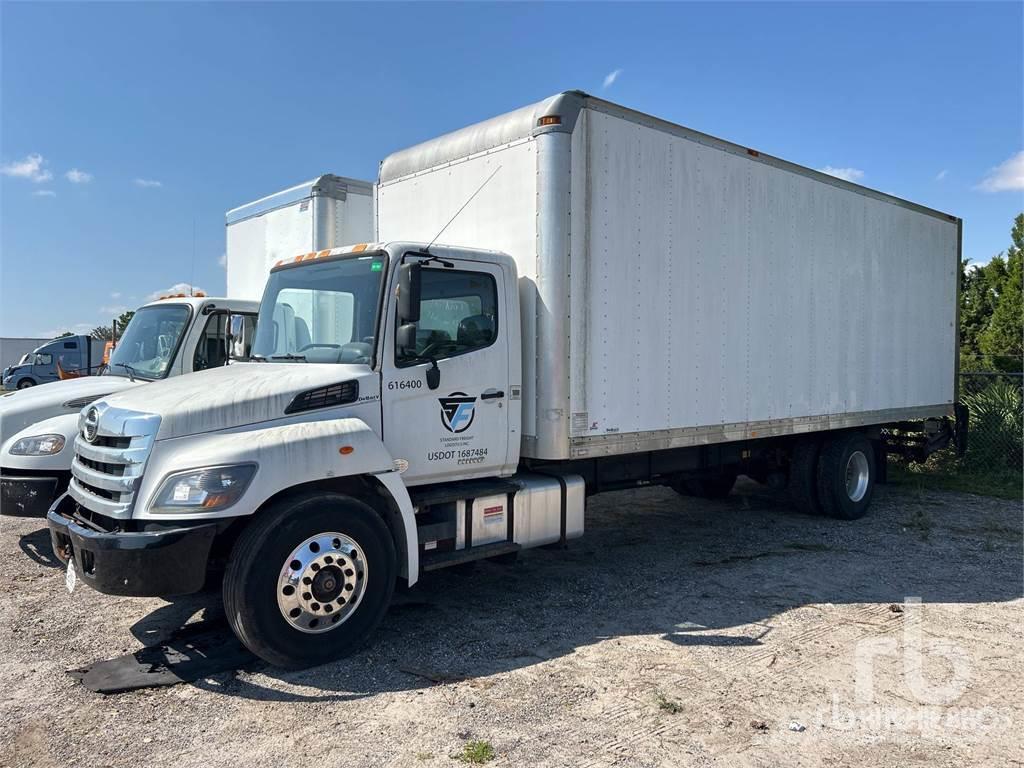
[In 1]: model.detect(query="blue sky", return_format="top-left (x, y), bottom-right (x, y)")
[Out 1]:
top-left (2, 1), bottom-right (1021, 338)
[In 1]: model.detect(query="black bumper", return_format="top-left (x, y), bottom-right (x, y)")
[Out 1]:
top-left (1, 472), bottom-right (65, 517)
top-left (47, 494), bottom-right (221, 597)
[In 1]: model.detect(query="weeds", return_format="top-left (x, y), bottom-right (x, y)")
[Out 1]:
top-left (655, 692), bottom-right (683, 714)
top-left (455, 740), bottom-right (495, 764)
top-left (900, 506), bottom-right (933, 541)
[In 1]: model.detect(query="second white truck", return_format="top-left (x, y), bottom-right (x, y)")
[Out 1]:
top-left (48, 92), bottom-right (963, 668)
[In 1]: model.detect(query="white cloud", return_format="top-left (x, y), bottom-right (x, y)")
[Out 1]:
top-left (602, 69), bottom-right (622, 89)
top-left (147, 282), bottom-right (206, 301)
top-left (935, 169), bottom-right (948, 182)
top-left (976, 150), bottom-right (1024, 193)
top-left (218, 252), bottom-right (227, 268)
top-left (818, 166), bottom-right (865, 183)
top-left (32, 189), bottom-right (57, 198)
top-left (110, 291), bottom-right (121, 299)
top-left (1, 153), bottom-right (53, 182)
top-left (99, 305), bottom-right (129, 316)
top-left (134, 178), bottom-right (163, 188)
top-left (37, 323), bottom-right (94, 338)
top-left (65, 168), bottom-right (93, 183)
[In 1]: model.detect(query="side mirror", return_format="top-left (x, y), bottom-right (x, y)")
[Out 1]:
top-left (396, 322), bottom-right (418, 355)
top-left (228, 314), bottom-right (251, 362)
top-left (397, 263), bottom-right (422, 323)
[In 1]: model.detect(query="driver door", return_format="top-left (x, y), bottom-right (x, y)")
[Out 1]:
top-left (382, 259), bottom-right (510, 485)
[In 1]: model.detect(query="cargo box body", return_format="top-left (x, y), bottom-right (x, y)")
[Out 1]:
top-left (378, 92), bottom-right (959, 461)
top-left (225, 174), bottom-right (374, 300)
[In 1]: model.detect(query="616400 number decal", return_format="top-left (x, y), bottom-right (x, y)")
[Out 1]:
top-left (388, 379), bottom-right (423, 391)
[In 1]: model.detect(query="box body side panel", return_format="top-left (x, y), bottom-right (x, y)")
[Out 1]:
top-left (573, 108), bottom-right (958, 445)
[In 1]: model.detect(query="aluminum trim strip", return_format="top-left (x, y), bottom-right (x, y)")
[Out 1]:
top-left (568, 405), bottom-right (953, 458)
top-left (68, 478), bottom-right (132, 518)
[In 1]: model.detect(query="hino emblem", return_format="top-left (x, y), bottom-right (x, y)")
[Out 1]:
top-left (83, 407), bottom-right (99, 443)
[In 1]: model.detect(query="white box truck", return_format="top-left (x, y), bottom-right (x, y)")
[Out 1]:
top-left (48, 92), bottom-right (963, 668)
top-left (0, 174), bottom-right (374, 517)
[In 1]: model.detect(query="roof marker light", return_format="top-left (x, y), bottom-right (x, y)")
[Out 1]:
top-left (538, 115), bottom-right (562, 127)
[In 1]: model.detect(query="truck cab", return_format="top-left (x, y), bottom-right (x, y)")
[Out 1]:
top-left (0, 296), bottom-right (257, 517)
top-left (1, 335), bottom-right (104, 390)
top-left (47, 243), bottom-right (574, 668)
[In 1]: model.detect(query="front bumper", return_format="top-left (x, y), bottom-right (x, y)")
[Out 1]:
top-left (47, 493), bottom-right (222, 596)
top-left (1, 471), bottom-right (65, 517)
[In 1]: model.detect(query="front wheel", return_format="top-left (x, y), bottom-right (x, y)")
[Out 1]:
top-left (16, 378), bottom-right (36, 389)
top-left (223, 491), bottom-right (396, 668)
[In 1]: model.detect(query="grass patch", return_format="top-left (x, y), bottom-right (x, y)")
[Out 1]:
top-left (455, 741), bottom-right (495, 764)
top-left (655, 692), bottom-right (683, 714)
top-left (900, 506), bottom-right (933, 541)
top-left (888, 462), bottom-right (1021, 501)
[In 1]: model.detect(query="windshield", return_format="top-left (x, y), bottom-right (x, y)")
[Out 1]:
top-left (17, 354), bottom-right (31, 366)
top-left (251, 254), bottom-right (386, 364)
top-left (106, 304), bottom-right (190, 380)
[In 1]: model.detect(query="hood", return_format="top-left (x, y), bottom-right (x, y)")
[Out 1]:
top-left (0, 375), bottom-right (139, 443)
top-left (98, 362), bottom-right (376, 440)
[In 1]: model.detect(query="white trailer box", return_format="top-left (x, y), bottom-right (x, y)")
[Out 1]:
top-left (378, 91), bottom-right (960, 461)
top-left (225, 174), bottom-right (374, 300)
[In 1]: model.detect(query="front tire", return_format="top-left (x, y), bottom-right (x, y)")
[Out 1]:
top-left (16, 378), bottom-right (36, 389)
top-left (816, 433), bottom-right (875, 520)
top-left (223, 491), bottom-right (396, 669)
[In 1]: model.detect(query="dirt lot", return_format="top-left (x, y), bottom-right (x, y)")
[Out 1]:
top-left (2, 480), bottom-right (1021, 768)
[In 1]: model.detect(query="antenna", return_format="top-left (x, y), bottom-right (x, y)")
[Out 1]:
top-left (190, 216), bottom-right (196, 296)
top-left (424, 165), bottom-right (502, 252)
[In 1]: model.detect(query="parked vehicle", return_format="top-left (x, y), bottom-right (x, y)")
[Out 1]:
top-left (48, 92), bottom-right (963, 668)
top-left (0, 296), bottom-right (258, 516)
top-left (1, 174), bottom-right (373, 519)
top-left (1, 337), bottom-right (50, 382)
top-left (2, 335), bottom-right (106, 390)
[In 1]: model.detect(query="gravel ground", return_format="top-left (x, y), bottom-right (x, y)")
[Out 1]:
top-left (2, 479), bottom-right (1021, 768)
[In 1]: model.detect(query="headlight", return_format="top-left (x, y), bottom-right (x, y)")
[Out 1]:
top-left (151, 464), bottom-right (257, 513)
top-left (10, 434), bottom-right (66, 456)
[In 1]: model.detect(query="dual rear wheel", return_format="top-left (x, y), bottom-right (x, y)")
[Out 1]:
top-left (790, 431), bottom-right (876, 520)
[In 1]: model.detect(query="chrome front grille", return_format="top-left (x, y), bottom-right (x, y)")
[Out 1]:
top-left (68, 404), bottom-right (159, 519)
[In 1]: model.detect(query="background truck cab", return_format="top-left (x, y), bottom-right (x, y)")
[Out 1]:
top-left (1, 335), bottom-right (105, 390)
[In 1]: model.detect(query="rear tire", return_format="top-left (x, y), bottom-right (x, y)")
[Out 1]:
top-left (789, 439), bottom-right (822, 515)
top-left (223, 491), bottom-right (396, 669)
top-left (816, 433), bottom-right (875, 520)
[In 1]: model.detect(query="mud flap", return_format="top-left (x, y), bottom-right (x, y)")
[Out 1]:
top-left (67, 621), bottom-right (255, 694)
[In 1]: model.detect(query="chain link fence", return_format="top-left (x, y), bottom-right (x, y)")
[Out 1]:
top-left (890, 371), bottom-right (1023, 498)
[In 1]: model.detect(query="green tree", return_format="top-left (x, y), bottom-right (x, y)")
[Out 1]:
top-left (90, 325), bottom-right (113, 341)
top-left (978, 213), bottom-right (1023, 371)
top-left (115, 310), bottom-right (135, 338)
top-left (55, 331), bottom-right (74, 338)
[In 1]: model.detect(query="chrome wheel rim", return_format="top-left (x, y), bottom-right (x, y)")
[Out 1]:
top-left (277, 532), bottom-right (367, 634)
top-left (845, 450), bottom-right (870, 502)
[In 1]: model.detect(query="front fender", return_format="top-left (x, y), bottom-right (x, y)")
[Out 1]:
top-left (1, 413), bottom-right (79, 472)
top-left (134, 417), bottom-right (419, 584)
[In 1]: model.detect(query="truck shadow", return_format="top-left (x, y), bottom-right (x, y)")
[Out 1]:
top-left (18, 527), bottom-right (62, 569)
top-left (124, 480), bottom-right (1023, 702)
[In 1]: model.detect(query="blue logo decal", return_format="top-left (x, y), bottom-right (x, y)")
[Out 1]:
top-left (439, 392), bottom-right (477, 433)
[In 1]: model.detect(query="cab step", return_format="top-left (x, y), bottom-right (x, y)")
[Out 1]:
top-left (421, 541), bottom-right (521, 572)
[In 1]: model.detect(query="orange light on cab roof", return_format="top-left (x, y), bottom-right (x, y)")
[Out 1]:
top-left (339, 445), bottom-right (354, 455)
top-left (538, 115), bottom-right (561, 126)
top-left (351, 243), bottom-right (368, 253)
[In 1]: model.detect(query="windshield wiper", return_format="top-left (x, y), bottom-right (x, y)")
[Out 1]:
top-left (112, 362), bottom-right (138, 382)
top-left (249, 354), bottom-right (268, 362)
top-left (270, 353), bottom-right (307, 361)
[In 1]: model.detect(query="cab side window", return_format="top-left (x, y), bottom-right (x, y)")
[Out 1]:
top-left (193, 313), bottom-right (229, 371)
top-left (397, 269), bottom-right (498, 366)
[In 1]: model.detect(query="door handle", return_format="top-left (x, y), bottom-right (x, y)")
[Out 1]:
top-left (480, 389), bottom-right (505, 401)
